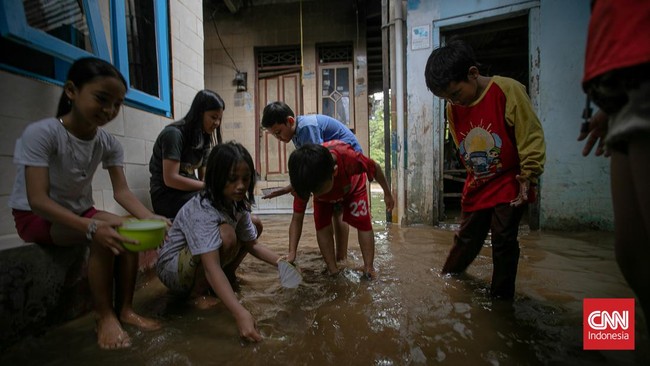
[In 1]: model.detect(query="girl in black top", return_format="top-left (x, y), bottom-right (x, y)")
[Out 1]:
top-left (149, 90), bottom-right (224, 218)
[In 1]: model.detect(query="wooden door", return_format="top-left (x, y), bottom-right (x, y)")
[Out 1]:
top-left (258, 72), bottom-right (301, 181)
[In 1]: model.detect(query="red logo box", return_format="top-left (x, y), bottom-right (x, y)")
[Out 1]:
top-left (583, 298), bottom-right (635, 350)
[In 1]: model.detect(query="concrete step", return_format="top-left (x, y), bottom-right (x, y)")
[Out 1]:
top-left (0, 235), bottom-right (157, 351)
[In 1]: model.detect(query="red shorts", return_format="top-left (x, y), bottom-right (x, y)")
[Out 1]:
top-left (313, 189), bottom-right (372, 232)
top-left (12, 208), bottom-right (98, 245)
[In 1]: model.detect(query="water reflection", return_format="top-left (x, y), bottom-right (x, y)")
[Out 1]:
top-left (1, 198), bottom-right (649, 365)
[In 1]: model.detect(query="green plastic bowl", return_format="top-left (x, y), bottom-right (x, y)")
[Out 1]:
top-left (117, 219), bottom-right (166, 252)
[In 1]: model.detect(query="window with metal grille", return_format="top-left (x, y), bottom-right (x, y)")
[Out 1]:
top-left (257, 47), bottom-right (301, 69)
top-left (317, 44), bottom-right (353, 64)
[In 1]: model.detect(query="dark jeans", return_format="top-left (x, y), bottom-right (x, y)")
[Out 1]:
top-left (442, 203), bottom-right (526, 299)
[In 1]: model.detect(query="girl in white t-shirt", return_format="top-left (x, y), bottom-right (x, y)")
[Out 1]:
top-left (9, 57), bottom-right (169, 350)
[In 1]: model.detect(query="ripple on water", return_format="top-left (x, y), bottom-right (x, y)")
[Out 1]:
top-left (1, 215), bottom-right (648, 365)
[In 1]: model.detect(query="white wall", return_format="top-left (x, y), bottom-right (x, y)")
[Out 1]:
top-left (537, 1), bottom-right (611, 229)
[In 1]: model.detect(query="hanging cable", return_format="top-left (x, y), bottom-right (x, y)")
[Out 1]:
top-left (299, 0), bottom-right (304, 87)
top-left (211, 9), bottom-right (239, 72)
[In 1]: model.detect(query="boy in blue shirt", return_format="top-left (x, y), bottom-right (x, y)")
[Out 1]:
top-left (261, 101), bottom-right (362, 264)
top-left (261, 101), bottom-right (361, 151)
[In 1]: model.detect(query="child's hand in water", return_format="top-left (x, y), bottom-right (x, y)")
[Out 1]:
top-left (235, 309), bottom-right (262, 342)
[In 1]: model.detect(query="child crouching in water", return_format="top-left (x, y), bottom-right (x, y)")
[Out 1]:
top-left (156, 141), bottom-right (282, 342)
top-left (288, 141), bottom-right (394, 278)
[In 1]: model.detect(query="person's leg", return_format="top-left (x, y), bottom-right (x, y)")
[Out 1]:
top-left (114, 251), bottom-right (162, 330)
top-left (183, 223), bottom-right (242, 308)
top-left (90, 212), bottom-right (161, 341)
top-left (251, 214), bottom-right (263, 238)
top-left (612, 137), bottom-right (650, 331)
top-left (356, 229), bottom-right (375, 277)
top-left (49, 220), bottom-right (90, 245)
top-left (342, 189), bottom-right (375, 277)
top-left (332, 206), bottom-right (350, 262)
top-left (88, 243), bottom-right (131, 349)
top-left (20, 208), bottom-right (132, 348)
top-left (313, 201), bottom-right (338, 274)
top-left (316, 225), bottom-right (338, 275)
top-left (12, 210), bottom-right (58, 245)
top-left (219, 223), bottom-right (248, 289)
top-left (489, 204), bottom-right (526, 299)
top-left (48, 207), bottom-right (117, 246)
top-left (188, 261), bottom-right (220, 309)
top-left (441, 209), bottom-right (491, 274)
top-left (84, 211), bottom-right (130, 349)
top-left (173, 245), bottom-right (218, 309)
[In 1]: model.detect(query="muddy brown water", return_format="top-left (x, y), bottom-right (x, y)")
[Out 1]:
top-left (2, 197), bottom-right (649, 365)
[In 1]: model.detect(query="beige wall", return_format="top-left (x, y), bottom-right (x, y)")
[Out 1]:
top-left (0, 0), bottom-right (204, 237)
top-left (204, 0), bottom-right (370, 164)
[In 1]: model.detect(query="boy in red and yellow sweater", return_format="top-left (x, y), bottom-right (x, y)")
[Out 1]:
top-left (424, 39), bottom-right (546, 299)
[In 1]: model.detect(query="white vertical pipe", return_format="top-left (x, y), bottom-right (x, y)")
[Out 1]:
top-left (394, 0), bottom-right (406, 225)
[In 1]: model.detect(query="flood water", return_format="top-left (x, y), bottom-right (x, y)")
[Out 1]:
top-left (2, 194), bottom-right (649, 365)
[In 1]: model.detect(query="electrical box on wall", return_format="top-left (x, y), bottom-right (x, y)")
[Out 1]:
top-left (234, 71), bottom-right (247, 92)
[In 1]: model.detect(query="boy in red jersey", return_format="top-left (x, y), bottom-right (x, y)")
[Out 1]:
top-left (287, 141), bottom-right (394, 278)
top-left (424, 39), bottom-right (546, 299)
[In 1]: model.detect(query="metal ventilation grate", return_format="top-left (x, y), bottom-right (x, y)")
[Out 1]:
top-left (318, 44), bottom-right (353, 64)
top-left (257, 47), bottom-right (301, 68)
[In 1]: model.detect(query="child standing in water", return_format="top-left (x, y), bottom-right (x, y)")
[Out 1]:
top-left (9, 57), bottom-right (169, 349)
top-left (156, 142), bottom-right (284, 342)
top-left (424, 39), bottom-right (546, 299)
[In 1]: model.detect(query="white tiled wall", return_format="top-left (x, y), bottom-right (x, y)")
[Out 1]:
top-left (0, 0), bottom-right (205, 236)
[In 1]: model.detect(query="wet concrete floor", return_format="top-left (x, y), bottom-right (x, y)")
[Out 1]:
top-left (1, 197), bottom-right (649, 365)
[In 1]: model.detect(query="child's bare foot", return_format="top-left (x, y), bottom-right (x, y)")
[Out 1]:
top-left (361, 267), bottom-right (376, 280)
top-left (321, 267), bottom-right (341, 277)
top-left (191, 295), bottom-right (220, 310)
top-left (96, 315), bottom-right (131, 350)
top-left (120, 310), bottom-right (162, 331)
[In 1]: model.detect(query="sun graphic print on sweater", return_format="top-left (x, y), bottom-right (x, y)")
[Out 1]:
top-left (446, 76), bottom-right (545, 212)
top-left (458, 121), bottom-right (504, 182)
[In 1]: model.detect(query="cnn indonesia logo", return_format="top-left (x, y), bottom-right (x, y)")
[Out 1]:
top-left (583, 298), bottom-right (635, 350)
